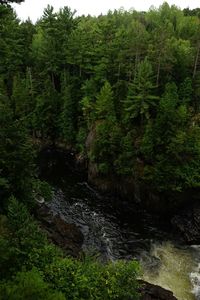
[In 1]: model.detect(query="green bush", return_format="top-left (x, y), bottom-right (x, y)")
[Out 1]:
top-left (0, 268), bottom-right (65, 300)
top-left (33, 179), bottom-right (53, 202)
top-left (0, 197), bottom-right (61, 279)
top-left (45, 257), bottom-right (139, 300)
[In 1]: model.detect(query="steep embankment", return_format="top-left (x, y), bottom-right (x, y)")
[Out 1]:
top-left (38, 147), bottom-right (200, 300)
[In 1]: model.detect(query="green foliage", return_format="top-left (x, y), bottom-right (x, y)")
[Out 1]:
top-left (115, 131), bottom-right (137, 176)
top-left (179, 77), bottom-right (193, 104)
top-left (1, 0), bottom-right (200, 250)
top-left (4, 3), bottom-right (200, 299)
top-left (88, 81), bottom-right (121, 174)
top-left (90, 121), bottom-right (122, 175)
top-left (95, 81), bottom-right (116, 122)
top-left (76, 126), bottom-right (88, 153)
top-left (45, 257), bottom-right (139, 300)
top-left (0, 101), bottom-right (36, 203)
top-left (33, 77), bottom-right (60, 140)
top-left (0, 269), bottom-right (65, 300)
top-left (0, 197), bottom-right (61, 279)
top-left (60, 72), bottom-right (76, 144)
top-left (124, 58), bottom-right (159, 126)
top-left (11, 69), bottom-right (36, 124)
top-left (80, 78), bottom-right (97, 129)
top-left (33, 180), bottom-right (53, 202)
top-left (141, 83), bottom-right (200, 191)
top-left (0, 198), bottom-right (139, 300)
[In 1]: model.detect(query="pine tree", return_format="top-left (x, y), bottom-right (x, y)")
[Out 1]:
top-left (124, 58), bottom-right (159, 126)
top-left (60, 74), bottom-right (76, 144)
top-left (33, 76), bottom-right (60, 141)
top-left (142, 82), bottom-right (200, 191)
top-left (95, 81), bottom-right (116, 122)
top-left (179, 77), bottom-right (193, 105)
top-left (90, 81), bottom-right (120, 174)
top-left (0, 101), bottom-right (36, 203)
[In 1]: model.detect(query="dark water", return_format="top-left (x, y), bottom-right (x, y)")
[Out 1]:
top-left (39, 148), bottom-right (172, 259)
top-left (39, 148), bottom-right (200, 300)
top-left (48, 184), bottom-right (170, 261)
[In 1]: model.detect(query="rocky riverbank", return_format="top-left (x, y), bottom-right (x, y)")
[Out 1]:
top-left (139, 280), bottom-right (177, 300)
top-left (37, 146), bottom-right (198, 299)
top-left (34, 203), bottom-right (84, 257)
top-left (34, 202), bottom-right (178, 300)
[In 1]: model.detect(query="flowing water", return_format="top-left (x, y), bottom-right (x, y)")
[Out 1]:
top-left (39, 149), bottom-right (200, 300)
top-left (142, 242), bottom-right (200, 300)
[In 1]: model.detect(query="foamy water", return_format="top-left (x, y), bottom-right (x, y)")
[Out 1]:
top-left (141, 242), bottom-right (200, 300)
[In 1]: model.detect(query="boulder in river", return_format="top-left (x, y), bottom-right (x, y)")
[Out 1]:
top-left (35, 203), bottom-right (84, 257)
top-left (138, 280), bottom-right (177, 300)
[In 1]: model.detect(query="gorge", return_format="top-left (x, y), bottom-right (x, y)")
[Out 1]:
top-left (38, 147), bottom-right (200, 300)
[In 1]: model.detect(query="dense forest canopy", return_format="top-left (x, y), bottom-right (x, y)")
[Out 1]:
top-left (0, 1), bottom-right (200, 202)
top-left (1, 1), bottom-right (199, 194)
top-left (0, 1), bottom-right (200, 298)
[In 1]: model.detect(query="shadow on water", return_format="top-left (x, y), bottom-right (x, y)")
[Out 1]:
top-left (38, 147), bottom-right (173, 241)
top-left (38, 147), bottom-right (199, 300)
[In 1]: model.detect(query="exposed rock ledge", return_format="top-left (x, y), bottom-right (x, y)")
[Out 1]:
top-left (172, 201), bottom-right (200, 244)
top-left (138, 280), bottom-right (177, 300)
top-left (34, 203), bottom-right (84, 257)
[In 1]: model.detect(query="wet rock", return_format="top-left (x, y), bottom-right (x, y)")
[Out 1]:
top-left (36, 196), bottom-right (45, 204)
top-left (138, 280), bottom-right (177, 300)
top-left (172, 202), bottom-right (200, 244)
top-left (35, 204), bottom-right (84, 257)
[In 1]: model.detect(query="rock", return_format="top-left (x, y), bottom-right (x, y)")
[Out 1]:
top-left (171, 202), bottom-right (200, 244)
top-left (35, 204), bottom-right (84, 257)
top-left (36, 196), bottom-right (45, 204)
top-left (138, 280), bottom-right (177, 300)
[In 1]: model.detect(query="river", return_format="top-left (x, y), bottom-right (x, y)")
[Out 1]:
top-left (39, 148), bottom-right (200, 300)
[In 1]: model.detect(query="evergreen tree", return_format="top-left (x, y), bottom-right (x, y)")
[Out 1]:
top-left (33, 76), bottom-right (60, 141)
top-left (179, 77), bottom-right (193, 105)
top-left (90, 81), bottom-right (120, 174)
top-left (0, 101), bottom-right (36, 203)
top-left (95, 81), bottom-right (116, 122)
top-left (60, 72), bottom-right (76, 144)
top-left (11, 72), bottom-right (35, 120)
top-left (142, 82), bottom-right (200, 191)
top-left (80, 79), bottom-right (97, 128)
top-left (124, 58), bottom-right (158, 126)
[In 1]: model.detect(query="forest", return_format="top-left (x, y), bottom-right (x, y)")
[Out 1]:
top-left (0, 0), bottom-right (200, 298)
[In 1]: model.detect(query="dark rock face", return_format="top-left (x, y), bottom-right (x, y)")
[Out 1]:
top-left (35, 204), bottom-right (84, 257)
top-left (172, 202), bottom-right (200, 244)
top-left (138, 280), bottom-right (177, 300)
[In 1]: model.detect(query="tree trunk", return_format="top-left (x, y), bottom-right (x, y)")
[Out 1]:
top-left (117, 63), bottom-right (121, 80)
top-left (156, 54), bottom-right (161, 86)
top-left (193, 43), bottom-right (200, 79)
top-left (134, 49), bottom-right (139, 78)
